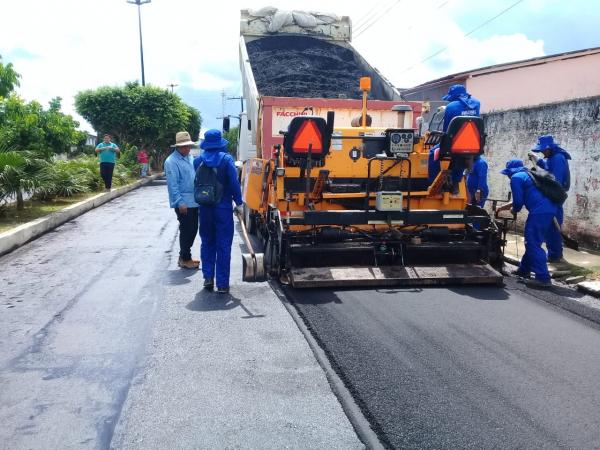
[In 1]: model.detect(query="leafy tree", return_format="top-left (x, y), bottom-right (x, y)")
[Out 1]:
top-left (41, 97), bottom-right (87, 156)
top-left (74, 82), bottom-right (202, 168)
top-left (0, 95), bottom-right (85, 158)
top-left (0, 55), bottom-right (21, 98)
top-left (223, 126), bottom-right (239, 159)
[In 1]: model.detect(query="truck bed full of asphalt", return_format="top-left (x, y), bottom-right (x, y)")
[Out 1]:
top-left (246, 35), bottom-right (392, 100)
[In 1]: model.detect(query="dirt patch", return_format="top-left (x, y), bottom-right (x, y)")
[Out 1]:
top-left (246, 35), bottom-right (392, 100)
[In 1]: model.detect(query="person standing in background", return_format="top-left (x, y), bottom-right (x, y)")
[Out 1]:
top-left (137, 148), bottom-right (149, 177)
top-left (466, 155), bottom-right (489, 207)
top-left (95, 134), bottom-right (120, 191)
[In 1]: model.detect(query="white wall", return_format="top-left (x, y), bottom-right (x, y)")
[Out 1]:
top-left (483, 96), bottom-right (600, 250)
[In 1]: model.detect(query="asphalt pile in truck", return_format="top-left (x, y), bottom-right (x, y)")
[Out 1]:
top-left (246, 35), bottom-right (389, 100)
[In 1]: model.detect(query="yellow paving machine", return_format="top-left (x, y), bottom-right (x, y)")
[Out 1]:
top-left (240, 78), bottom-right (504, 288)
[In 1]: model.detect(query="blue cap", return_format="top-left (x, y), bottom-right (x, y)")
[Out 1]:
top-left (200, 129), bottom-right (229, 150)
top-left (500, 159), bottom-right (524, 176)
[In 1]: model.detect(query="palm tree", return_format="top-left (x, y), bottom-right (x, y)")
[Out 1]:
top-left (0, 150), bottom-right (51, 210)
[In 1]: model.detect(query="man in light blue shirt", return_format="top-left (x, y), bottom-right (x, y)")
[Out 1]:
top-left (95, 134), bottom-right (120, 190)
top-left (165, 131), bottom-right (200, 269)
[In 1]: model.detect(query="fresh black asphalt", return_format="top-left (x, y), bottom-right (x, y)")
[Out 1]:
top-left (284, 281), bottom-right (600, 449)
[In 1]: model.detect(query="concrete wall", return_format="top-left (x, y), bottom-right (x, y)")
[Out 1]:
top-left (483, 96), bottom-right (600, 250)
top-left (469, 53), bottom-right (600, 113)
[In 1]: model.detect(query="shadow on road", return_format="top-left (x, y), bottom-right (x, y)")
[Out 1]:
top-left (449, 285), bottom-right (510, 301)
top-left (186, 290), bottom-right (266, 318)
top-left (282, 287), bottom-right (344, 305)
top-left (165, 269), bottom-right (198, 285)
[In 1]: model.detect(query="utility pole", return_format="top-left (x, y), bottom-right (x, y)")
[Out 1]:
top-left (221, 90), bottom-right (226, 119)
top-left (167, 83), bottom-right (178, 93)
top-left (227, 96), bottom-right (244, 113)
top-left (127, 0), bottom-right (151, 86)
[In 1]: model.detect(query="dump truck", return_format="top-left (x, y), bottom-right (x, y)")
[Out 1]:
top-left (237, 8), bottom-right (413, 161)
top-left (236, 8), bottom-right (505, 288)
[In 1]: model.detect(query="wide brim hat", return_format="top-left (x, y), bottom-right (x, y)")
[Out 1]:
top-left (532, 135), bottom-right (560, 152)
top-left (174, 131), bottom-right (195, 147)
top-left (200, 128), bottom-right (229, 150)
top-left (500, 158), bottom-right (524, 176)
top-left (442, 84), bottom-right (467, 101)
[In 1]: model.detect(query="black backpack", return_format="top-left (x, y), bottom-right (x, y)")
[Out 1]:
top-left (527, 167), bottom-right (568, 205)
top-left (194, 154), bottom-right (225, 206)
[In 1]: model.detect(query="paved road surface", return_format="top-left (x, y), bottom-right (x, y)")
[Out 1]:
top-left (0, 180), bottom-right (360, 450)
top-left (284, 281), bottom-right (600, 449)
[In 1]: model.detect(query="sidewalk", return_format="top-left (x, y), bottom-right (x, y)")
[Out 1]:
top-left (503, 232), bottom-right (600, 295)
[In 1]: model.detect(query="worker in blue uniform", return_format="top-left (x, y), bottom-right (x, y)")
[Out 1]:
top-left (194, 129), bottom-right (243, 294)
top-left (528, 135), bottom-right (571, 264)
top-left (497, 159), bottom-right (557, 288)
top-left (466, 155), bottom-right (489, 207)
top-left (428, 84), bottom-right (481, 186)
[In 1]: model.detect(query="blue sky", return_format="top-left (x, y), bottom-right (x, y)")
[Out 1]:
top-left (2, 0), bottom-right (599, 135)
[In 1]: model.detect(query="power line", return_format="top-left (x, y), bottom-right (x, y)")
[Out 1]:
top-left (355, 0), bottom-right (450, 39)
top-left (359, 0), bottom-right (450, 40)
top-left (354, 0), bottom-right (403, 37)
top-left (354, 0), bottom-right (391, 32)
top-left (398, 0), bottom-right (526, 74)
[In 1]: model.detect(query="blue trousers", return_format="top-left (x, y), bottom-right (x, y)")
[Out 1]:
top-left (546, 206), bottom-right (563, 260)
top-left (427, 147), bottom-right (464, 185)
top-left (519, 213), bottom-right (553, 282)
top-left (199, 206), bottom-right (234, 288)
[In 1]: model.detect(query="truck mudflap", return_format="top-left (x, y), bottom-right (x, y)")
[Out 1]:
top-left (288, 264), bottom-right (503, 288)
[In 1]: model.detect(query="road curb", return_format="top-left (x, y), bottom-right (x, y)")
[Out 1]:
top-left (578, 281), bottom-right (600, 299)
top-left (269, 281), bottom-right (385, 450)
top-left (0, 174), bottom-right (163, 257)
top-left (503, 259), bottom-right (600, 324)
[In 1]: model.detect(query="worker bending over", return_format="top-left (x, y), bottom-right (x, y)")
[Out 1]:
top-left (528, 135), bottom-right (571, 264)
top-left (428, 84), bottom-right (481, 187)
top-left (497, 159), bottom-right (557, 288)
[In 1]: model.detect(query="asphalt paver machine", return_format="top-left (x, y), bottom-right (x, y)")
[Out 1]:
top-left (240, 78), bottom-right (505, 288)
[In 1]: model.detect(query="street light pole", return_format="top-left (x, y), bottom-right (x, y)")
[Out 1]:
top-left (127, 0), bottom-right (151, 86)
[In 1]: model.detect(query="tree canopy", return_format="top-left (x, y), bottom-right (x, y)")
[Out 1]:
top-left (223, 126), bottom-right (239, 159)
top-left (0, 95), bottom-right (86, 158)
top-left (74, 82), bottom-right (202, 161)
top-left (0, 55), bottom-right (21, 98)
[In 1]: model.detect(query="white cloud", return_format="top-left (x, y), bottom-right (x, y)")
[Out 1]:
top-left (351, 1), bottom-right (545, 87)
top-left (1, 0), bottom-right (546, 132)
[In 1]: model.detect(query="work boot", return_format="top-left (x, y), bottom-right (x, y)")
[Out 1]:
top-left (548, 257), bottom-right (569, 268)
top-left (216, 286), bottom-right (230, 294)
top-left (525, 278), bottom-right (552, 289)
top-left (203, 278), bottom-right (214, 290)
top-left (178, 257), bottom-right (199, 269)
